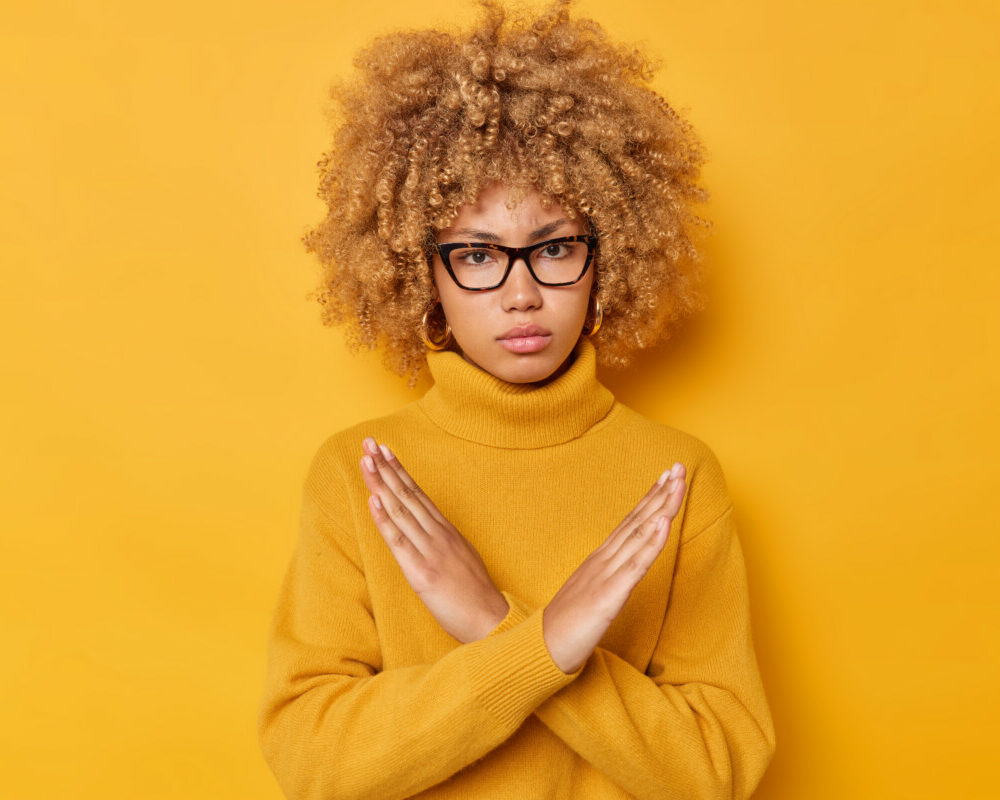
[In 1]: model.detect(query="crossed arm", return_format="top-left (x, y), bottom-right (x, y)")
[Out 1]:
top-left (259, 438), bottom-right (773, 800)
top-left (359, 437), bottom-right (773, 799)
top-left (359, 435), bottom-right (687, 674)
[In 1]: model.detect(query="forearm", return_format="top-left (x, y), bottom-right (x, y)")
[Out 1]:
top-left (259, 602), bottom-right (577, 800)
top-left (497, 604), bottom-right (771, 799)
top-left (534, 647), bottom-right (774, 800)
top-left (505, 509), bottom-right (774, 799)
top-left (260, 474), bottom-right (579, 800)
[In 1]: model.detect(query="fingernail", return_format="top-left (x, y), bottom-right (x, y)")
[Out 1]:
top-left (362, 455), bottom-right (374, 471)
top-left (379, 444), bottom-right (394, 461)
top-left (363, 436), bottom-right (376, 453)
top-left (657, 469), bottom-right (671, 485)
top-left (370, 494), bottom-right (382, 510)
top-left (670, 462), bottom-right (683, 478)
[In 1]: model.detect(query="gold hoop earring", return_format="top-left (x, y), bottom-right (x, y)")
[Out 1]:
top-left (582, 297), bottom-right (603, 336)
top-left (420, 303), bottom-right (453, 351)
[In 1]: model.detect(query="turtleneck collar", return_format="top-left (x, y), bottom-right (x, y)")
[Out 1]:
top-left (418, 338), bottom-right (616, 449)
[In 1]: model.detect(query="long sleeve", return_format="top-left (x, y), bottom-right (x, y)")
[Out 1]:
top-left (257, 340), bottom-right (776, 798)
top-left (530, 505), bottom-right (775, 800)
top-left (257, 485), bottom-right (579, 800)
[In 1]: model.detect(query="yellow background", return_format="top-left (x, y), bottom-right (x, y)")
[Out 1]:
top-left (3, 0), bottom-right (998, 796)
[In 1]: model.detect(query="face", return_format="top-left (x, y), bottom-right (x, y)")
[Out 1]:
top-left (431, 182), bottom-right (595, 385)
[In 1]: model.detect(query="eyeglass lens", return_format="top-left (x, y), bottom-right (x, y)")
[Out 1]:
top-left (449, 240), bottom-right (589, 289)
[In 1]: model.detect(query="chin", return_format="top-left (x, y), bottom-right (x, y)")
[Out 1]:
top-left (499, 363), bottom-right (558, 385)
top-left (481, 349), bottom-right (573, 385)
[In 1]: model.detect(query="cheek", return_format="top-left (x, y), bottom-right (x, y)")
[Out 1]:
top-left (433, 264), bottom-right (477, 332)
top-left (568, 275), bottom-right (596, 319)
top-left (431, 261), bottom-right (448, 299)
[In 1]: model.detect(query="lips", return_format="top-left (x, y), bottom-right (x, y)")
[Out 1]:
top-left (497, 324), bottom-right (552, 354)
top-left (498, 325), bottom-right (551, 340)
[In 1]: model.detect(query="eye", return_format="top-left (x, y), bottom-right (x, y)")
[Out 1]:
top-left (455, 248), bottom-right (500, 267)
top-left (538, 242), bottom-right (571, 259)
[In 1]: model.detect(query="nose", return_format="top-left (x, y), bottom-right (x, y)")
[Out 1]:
top-left (500, 256), bottom-right (543, 312)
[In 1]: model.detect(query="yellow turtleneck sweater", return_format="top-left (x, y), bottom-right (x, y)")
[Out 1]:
top-left (258, 339), bottom-right (775, 800)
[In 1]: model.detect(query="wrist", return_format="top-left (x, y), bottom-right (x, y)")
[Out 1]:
top-left (481, 594), bottom-right (510, 638)
top-left (542, 605), bottom-right (579, 674)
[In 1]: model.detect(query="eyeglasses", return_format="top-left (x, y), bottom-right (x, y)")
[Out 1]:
top-left (433, 235), bottom-right (597, 291)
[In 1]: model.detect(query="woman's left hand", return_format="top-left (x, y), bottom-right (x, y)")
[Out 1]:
top-left (360, 437), bottom-right (509, 643)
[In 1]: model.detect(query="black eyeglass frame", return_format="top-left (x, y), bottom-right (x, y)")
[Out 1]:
top-left (433, 234), bottom-right (598, 291)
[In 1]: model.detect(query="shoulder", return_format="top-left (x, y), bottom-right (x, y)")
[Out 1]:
top-left (606, 401), bottom-right (733, 537)
top-left (300, 400), bottom-right (428, 504)
top-left (605, 402), bottom-right (727, 475)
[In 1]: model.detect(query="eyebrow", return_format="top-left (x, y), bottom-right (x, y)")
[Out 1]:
top-left (448, 219), bottom-right (571, 243)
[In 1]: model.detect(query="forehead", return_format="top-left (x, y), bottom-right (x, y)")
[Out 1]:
top-left (443, 182), bottom-right (577, 236)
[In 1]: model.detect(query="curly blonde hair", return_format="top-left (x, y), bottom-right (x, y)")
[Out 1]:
top-left (303, 0), bottom-right (710, 383)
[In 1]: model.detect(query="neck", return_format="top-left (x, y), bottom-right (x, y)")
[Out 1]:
top-left (420, 338), bottom-right (615, 449)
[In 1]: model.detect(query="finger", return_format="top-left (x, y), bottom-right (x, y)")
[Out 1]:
top-left (360, 451), bottom-right (396, 502)
top-left (612, 462), bottom-right (684, 534)
top-left (613, 472), bottom-right (687, 564)
top-left (607, 516), bottom-right (670, 586)
top-left (363, 439), bottom-right (441, 535)
top-left (367, 493), bottom-right (426, 574)
top-left (641, 463), bottom-right (685, 514)
top-left (374, 441), bottom-right (449, 526)
top-left (622, 463), bottom-right (687, 533)
top-left (661, 473), bottom-right (688, 520)
top-left (597, 464), bottom-right (683, 556)
top-left (360, 453), bottom-right (433, 551)
top-left (617, 469), bottom-right (672, 527)
top-left (604, 513), bottom-right (669, 576)
top-left (624, 473), bottom-right (686, 551)
top-left (593, 478), bottom-right (668, 558)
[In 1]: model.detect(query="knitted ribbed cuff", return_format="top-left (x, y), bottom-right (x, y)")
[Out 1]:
top-left (462, 608), bottom-right (582, 730)
top-left (488, 591), bottom-right (533, 636)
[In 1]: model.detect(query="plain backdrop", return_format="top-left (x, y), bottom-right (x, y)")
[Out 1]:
top-left (2, 0), bottom-right (998, 797)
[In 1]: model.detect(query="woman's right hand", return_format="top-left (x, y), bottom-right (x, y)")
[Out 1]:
top-left (542, 464), bottom-right (688, 673)
top-left (360, 436), bottom-right (510, 645)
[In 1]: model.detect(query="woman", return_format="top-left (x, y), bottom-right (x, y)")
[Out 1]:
top-left (258, 1), bottom-right (775, 798)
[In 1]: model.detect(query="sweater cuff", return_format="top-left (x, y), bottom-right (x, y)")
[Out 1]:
top-left (488, 591), bottom-right (533, 636)
top-left (462, 607), bottom-right (581, 730)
